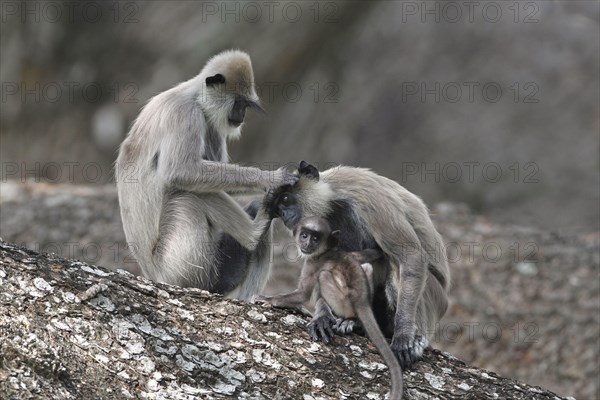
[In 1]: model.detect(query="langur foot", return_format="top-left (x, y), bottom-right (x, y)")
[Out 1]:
top-left (333, 319), bottom-right (365, 336)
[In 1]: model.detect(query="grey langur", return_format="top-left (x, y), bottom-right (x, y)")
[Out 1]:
top-left (265, 161), bottom-right (450, 368)
top-left (258, 217), bottom-right (403, 399)
top-left (115, 50), bottom-right (297, 299)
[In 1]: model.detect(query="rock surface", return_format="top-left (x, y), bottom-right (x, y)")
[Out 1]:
top-left (0, 240), bottom-right (570, 400)
top-left (0, 182), bottom-right (598, 398)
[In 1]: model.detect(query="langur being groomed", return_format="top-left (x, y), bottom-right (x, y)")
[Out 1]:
top-left (266, 161), bottom-right (450, 369)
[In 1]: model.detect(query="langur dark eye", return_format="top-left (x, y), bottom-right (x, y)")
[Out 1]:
top-left (312, 235), bottom-right (320, 242)
top-left (301, 232), bottom-right (308, 239)
top-left (281, 194), bottom-right (290, 205)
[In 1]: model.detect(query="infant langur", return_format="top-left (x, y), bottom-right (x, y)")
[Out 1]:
top-left (259, 217), bottom-right (403, 399)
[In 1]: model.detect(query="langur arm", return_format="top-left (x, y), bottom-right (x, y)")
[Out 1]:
top-left (390, 241), bottom-right (429, 368)
top-left (155, 123), bottom-right (297, 193)
top-left (257, 267), bottom-right (318, 308)
top-left (161, 159), bottom-right (296, 193)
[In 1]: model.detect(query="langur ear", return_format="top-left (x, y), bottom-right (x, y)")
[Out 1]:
top-left (206, 73), bottom-right (226, 86)
top-left (298, 161), bottom-right (320, 181)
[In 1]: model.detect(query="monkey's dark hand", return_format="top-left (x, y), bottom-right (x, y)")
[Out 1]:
top-left (307, 314), bottom-right (337, 344)
top-left (255, 295), bottom-right (305, 313)
top-left (253, 295), bottom-right (270, 305)
top-left (267, 167), bottom-right (298, 190)
top-left (391, 333), bottom-right (429, 369)
top-left (262, 188), bottom-right (278, 218)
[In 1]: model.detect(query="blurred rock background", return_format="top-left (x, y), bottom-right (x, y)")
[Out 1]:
top-left (1, 0), bottom-right (598, 231)
top-left (1, 1), bottom-right (598, 399)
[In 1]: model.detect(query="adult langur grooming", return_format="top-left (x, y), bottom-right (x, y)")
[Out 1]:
top-left (116, 50), bottom-right (297, 299)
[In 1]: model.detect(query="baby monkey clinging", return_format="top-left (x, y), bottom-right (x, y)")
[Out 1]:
top-left (259, 217), bottom-right (403, 399)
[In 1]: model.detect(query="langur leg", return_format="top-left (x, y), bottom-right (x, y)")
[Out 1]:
top-left (152, 191), bottom-right (216, 288)
top-left (333, 261), bottom-right (374, 336)
top-left (415, 267), bottom-right (448, 340)
top-left (314, 269), bottom-right (361, 341)
top-left (198, 192), bottom-right (271, 251)
top-left (229, 199), bottom-right (274, 301)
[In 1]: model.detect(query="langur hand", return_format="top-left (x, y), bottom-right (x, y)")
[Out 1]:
top-left (265, 167), bottom-right (298, 190)
top-left (254, 294), bottom-right (300, 310)
top-left (307, 313), bottom-right (337, 343)
top-left (391, 331), bottom-right (429, 369)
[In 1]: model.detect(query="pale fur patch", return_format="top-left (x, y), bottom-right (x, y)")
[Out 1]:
top-left (200, 94), bottom-right (242, 140)
top-left (297, 178), bottom-right (335, 217)
top-left (195, 49), bottom-right (257, 140)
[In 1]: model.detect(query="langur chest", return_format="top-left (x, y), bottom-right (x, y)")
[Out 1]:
top-left (203, 126), bottom-right (228, 162)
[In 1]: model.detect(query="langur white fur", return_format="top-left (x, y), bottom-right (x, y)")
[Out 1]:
top-left (266, 161), bottom-right (449, 368)
top-left (116, 50), bottom-right (296, 299)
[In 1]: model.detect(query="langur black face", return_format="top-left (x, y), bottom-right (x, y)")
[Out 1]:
top-left (294, 217), bottom-right (339, 257)
top-left (228, 96), bottom-right (264, 127)
top-left (296, 227), bottom-right (323, 255)
top-left (228, 97), bottom-right (247, 126)
top-left (271, 190), bottom-right (303, 229)
top-left (267, 160), bottom-right (320, 229)
top-left (205, 74), bottom-right (264, 127)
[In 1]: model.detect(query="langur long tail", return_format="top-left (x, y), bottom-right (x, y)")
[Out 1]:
top-left (356, 303), bottom-right (403, 399)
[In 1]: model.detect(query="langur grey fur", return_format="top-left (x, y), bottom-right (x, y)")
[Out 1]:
top-left (115, 50), bottom-right (297, 299)
top-left (265, 161), bottom-right (450, 368)
top-left (259, 217), bottom-right (403, 399)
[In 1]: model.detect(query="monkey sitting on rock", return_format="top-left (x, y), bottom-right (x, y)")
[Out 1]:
top-left (264, 161), bottom-right (449, 369)
top-left (116, 50), bottom-right (297, 300)
top-left (258, 217), bottom-right (403, 399)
